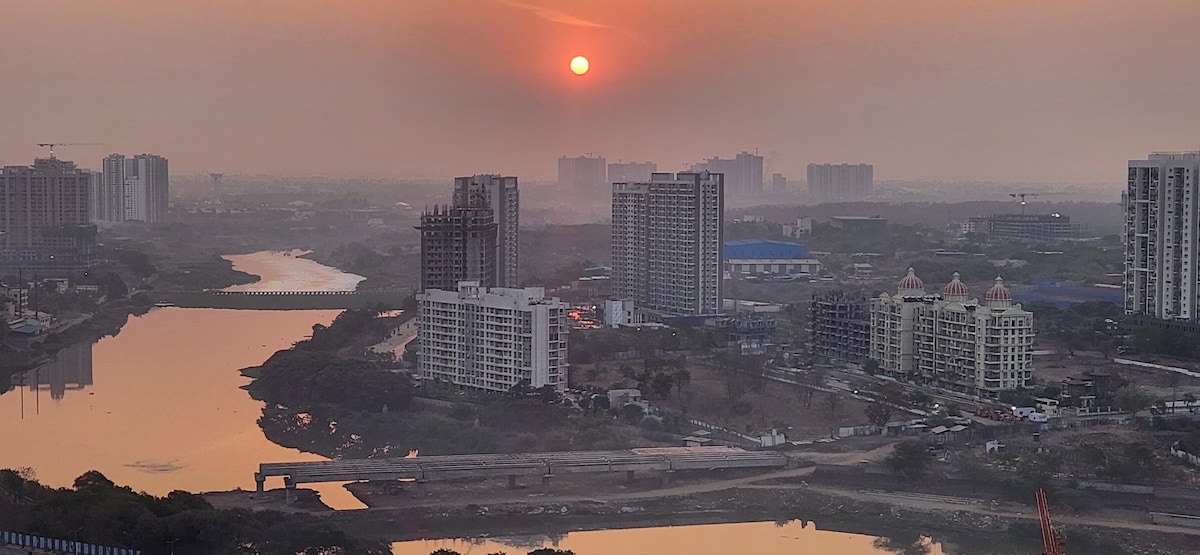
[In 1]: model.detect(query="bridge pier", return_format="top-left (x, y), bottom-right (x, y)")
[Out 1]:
top-left (254, 473), bottom-right (265, 498)
top-left (507, 474), bottom-right (518, 489)
top-left (284, 477), bottom-right (296, 505)
top-left (542, 474), bottom-right (553, 487)
top-left (660, 470), bottom-right (676, 488)
top-left (626, 470), bottom-right (636, 482)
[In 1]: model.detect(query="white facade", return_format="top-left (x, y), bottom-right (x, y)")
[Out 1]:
top-left (726, 258), bottom-right (821, 276)
top-left (99, 154), bottom-right (168, 223)
top-left (417, 281), bottom-right (568, 392)
top-left (1125, 152), bottom-right (1200, 320)
top-left (870, 269), bottom-right (1035, 398)
top-left (611, 172), bottom-right (724, 316)
top-left (454, 175), bottom-right (519, 287)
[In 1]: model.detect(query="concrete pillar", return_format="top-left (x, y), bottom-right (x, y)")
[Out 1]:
top-left (661, 470), bottom-right (675, 488)
top-left (284, 478), bottom-right (296, 505)
top-left (626, 470), bottom-right (636, 481)
top-left (508, 474), bottom-right (518, 489)
top-left (542, 474), bottom-right (553, 487)
top-left (254, 473), bottom-right (265, 498)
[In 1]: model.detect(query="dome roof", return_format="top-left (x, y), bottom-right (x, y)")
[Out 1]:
top-left (941, 272), bottom-right (969, 297)
top-left (897, 267), bottom-right (924, 291)
top-left (985, 276), bottom-right (1012, 302)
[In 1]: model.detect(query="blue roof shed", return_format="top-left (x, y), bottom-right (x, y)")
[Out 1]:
top-left (723, 240), bottom-right (809, 260)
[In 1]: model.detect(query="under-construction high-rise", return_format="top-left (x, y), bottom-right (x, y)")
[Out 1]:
top-left (417, 203), bottom-right (498, 291)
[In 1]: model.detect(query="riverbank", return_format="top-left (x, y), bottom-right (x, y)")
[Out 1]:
top-left (213, 460), bottom-right (1199, 555)
top-left (325, 479), bottom-right (1198, 555)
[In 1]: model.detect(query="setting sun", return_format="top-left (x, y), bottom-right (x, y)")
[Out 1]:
top-left (570, 55), bottom-right (589, 75)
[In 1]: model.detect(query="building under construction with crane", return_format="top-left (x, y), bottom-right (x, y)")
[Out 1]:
top-left (960, 192), bottom-right (1089, 243)
top-left (0, 156), bottom-right (97, 274)
top-left (964, 212), bottom-right (1088, 243)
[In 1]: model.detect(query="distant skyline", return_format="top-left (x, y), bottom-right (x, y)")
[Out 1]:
top-left (3, 0), bottom-right (1199, 183)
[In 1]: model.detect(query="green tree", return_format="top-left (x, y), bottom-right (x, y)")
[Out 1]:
top-left (1113, 385), bottom-right (1158, 416)
top-left (862, 358), bottom-right (880, 375)
top-left (650, 372), bottom-right (674, 398)
top-left (865, 402), bottom-right (893, 427)
top-left (886, 440), bottom-right (930, 479)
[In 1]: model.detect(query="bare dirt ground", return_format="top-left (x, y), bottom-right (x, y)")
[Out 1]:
top-left (574, 360), bottom-right (872, 440)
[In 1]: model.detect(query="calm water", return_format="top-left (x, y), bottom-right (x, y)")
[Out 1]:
top-left (2, 252), bottom-right (951, 549)
top-left (391, 520), bottom-right (945, 555)
top-left (0, 251), bottom-right (365, 509)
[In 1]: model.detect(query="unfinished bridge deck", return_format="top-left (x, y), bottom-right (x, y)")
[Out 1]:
top-left (256, 446), bottom-right (788, 497)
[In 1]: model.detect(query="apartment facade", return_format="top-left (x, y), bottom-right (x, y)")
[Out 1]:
top-left (1125, 152), bottom-right (1200, 320)
top-left (807, 163), bottom-right (873, 201)
top-left (417, 282), bottom-right (568, 392)
top-left (612, 172), bottom-right (724, 316)
top-left (691, 151), bottom-right (763, 197)
top-left (870, 269), bottom-right (1035, 398)
top-left (454, 175), bottom-right (519, 287)
top-left (607, 161), bottom-right (657, 183)
top-left (417, 204), bottom-right (498, 291)
top-left (0, 158), bottom-right (96, 273)
top-left (98, 154), bottom-right (169, 223)
top-left (558, 154), bottom-right (606, 189)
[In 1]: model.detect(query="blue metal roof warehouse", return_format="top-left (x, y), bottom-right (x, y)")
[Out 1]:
top-left (723, 239), bottom-right (809, 260)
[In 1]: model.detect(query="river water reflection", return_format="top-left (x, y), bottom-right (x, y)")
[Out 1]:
top-left (390, 520), bottom-right (945, 555)
top-left (0, 251), bottom-right (365, 509)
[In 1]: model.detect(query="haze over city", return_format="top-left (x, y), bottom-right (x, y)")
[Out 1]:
top-left (4, 0), bottom-right (1200, 182)
top-left (7, 2), bottom-right (1200, 555)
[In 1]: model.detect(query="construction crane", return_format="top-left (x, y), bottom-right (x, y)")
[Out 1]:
top-left (1037, 488), bottom-right (1066, 555)
top-left (1009, 193), bottom-right (1040, 215)
top-left (35, 143), bottom-right (101, 160)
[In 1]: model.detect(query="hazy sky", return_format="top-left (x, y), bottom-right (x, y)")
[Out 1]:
top-left (3, 0), bottom-right (1199, 183)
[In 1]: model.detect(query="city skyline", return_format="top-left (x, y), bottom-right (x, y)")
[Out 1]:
top-left (4, 1), bottom-right (1200, 183)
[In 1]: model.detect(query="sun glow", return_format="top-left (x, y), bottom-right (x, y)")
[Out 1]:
top-left (570, 55), bottom-right (589, 75)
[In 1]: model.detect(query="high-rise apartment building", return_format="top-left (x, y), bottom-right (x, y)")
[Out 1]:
top-left (807, 163), bottom-right (873, 201)
top-left (611, 172), bottom-right (724, 316)
top-left (417, 281), bottom-right (568, 392)
top-left (0, 158), bottom-right (97, 273)
top-left (98, 154), bottom-right (169, 223)
top-left (558, 155), bottom-right (606, 189)
top-left (454, 175), bottom-right (519, 287)
top-left (869, 269), bottom-right (1034, 398)
top-left (607, 161), bottom-right (657, 183)
top-left (1125, 152), bottom-right (1200, 321)
top-left (691, 151), bottom-right (763, 197)
top-left (417, 205), bottom-right (498, 291)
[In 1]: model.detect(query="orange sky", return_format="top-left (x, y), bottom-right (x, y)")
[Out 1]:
top-left (2, 0), bottom-right (1199, 182)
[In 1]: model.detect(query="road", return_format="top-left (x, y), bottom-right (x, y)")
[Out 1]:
top-left (367, 318), bottom-right (417, 358)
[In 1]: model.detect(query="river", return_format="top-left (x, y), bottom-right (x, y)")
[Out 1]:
top-left (0, 250), bottom-right (366, 509)
top-left (1, 251), bottom-right (949, 551)
top-left (390, 520), bottom-right (945, 555)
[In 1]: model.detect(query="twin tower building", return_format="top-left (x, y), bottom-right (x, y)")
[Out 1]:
top-left (416, 171), bottom-right (726, 393)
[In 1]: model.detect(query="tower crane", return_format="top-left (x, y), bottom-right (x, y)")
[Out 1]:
top-left (35, 143), bottom-right (101, 160)
top-left (1009, 193), bottom-right (1040, 215)
top-left (1037, 488), bottom-right (1066, 555)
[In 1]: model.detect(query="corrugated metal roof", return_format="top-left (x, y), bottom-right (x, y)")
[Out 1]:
top-left (723, 239), bottom-right (809, 260)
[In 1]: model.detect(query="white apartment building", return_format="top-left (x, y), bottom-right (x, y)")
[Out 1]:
top-left (611, 171), bottom-right (724, 316)
top-left (417, 281), bottom-right (568, 392)
top-left (99, 154), bottom-right (169, 223)
top-left (454, 175), bottom-right (519, 287)
top-left (1125, 152), bottom-right (1200, 321)
top-left (870, 269), bottom-right (1035, 398)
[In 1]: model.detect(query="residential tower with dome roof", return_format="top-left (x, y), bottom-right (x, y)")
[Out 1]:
top-left (869, 268), bottom-right (1035, 398)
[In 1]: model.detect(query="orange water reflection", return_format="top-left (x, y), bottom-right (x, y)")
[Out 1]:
top-left (390, 520), bottom-right (945, 555)
top-left (0, 307), bottom-right (363, 509)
